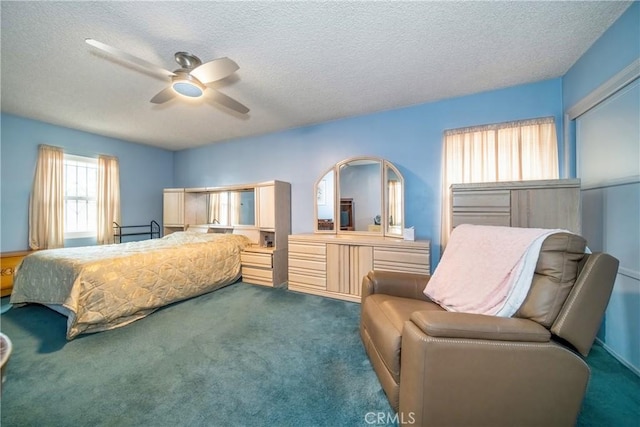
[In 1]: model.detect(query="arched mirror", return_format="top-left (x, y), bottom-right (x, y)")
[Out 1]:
top-left (385, 164), bottom-right (403, 236)
top-left (315, 169), bottom-right (336, 231)
top-left (314, 156), bottom-right (404, 237)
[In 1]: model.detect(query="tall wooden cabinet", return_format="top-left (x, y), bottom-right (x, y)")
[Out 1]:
top-left (451, 179), bottom-right (581, 233)
top-left (288, 234), bottom-right (430, 303)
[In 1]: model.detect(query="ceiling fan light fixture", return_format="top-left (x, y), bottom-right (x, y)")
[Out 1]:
top-left (171, 73), bottom-right (205, 98)
top-left (172, 81), bottom-right (203, 98)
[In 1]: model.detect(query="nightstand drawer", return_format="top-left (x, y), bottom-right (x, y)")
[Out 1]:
top-left (241, 252), bottom-right (273, 268)
top-left (242, 266), bottom-right (274, 281)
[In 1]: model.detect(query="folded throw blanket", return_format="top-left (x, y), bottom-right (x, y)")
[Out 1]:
top-left (425, 224), bottom-right (566, 317)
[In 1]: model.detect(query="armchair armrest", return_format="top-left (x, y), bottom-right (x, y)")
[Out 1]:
top-left (361, 270), bottom-right (431, 302)
top-left (410, 310), bottom-right (551, 342)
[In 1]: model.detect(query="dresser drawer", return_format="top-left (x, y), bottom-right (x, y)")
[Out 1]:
top-left (288, 269), bottom-right (326, 289)
top-left (289, 242), bottom-right (326, 257)
top-left (452, 212), bottom-right (511, 227)
top-left (452, 190), bottom-right (511, 211)
top-left (288, 257), bottom-right (326, 273)
top-left (374, 246), bottom-right (429, 267)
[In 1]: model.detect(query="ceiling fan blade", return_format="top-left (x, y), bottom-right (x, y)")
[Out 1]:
top-left (85, 38), bottom-right (176, 78)
top-left (190, 57), bottom-right (239, 84)
top-left (207, 89), bottom-right (250, 114)
top-left (150, 87), bottom-right (177, 104)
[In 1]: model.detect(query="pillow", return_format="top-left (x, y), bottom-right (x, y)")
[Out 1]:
top-left (514, 233), bottom-right (587, 327)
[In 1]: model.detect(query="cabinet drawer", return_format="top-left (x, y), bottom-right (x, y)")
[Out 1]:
top-left (374, 247), bottom-right (429, 267)
top-left (241, 252), bottom-right (273, 268)
top-left (374, 247), bottom-right (429, 275)
top-left (452, 213), bottom-right (511, 227)
top-left (242, 266), bottom-right (274, 287)
top-left (452, 190), bottom-right (510, 211)
top-left (289, 242), bottom-right (326, 257)
top-left (242, 266), bottom-right (274, 281)
top-left (288, 269), bottom-right (326, 289)
top-left (374, 261), bottom-right (430, 275)
top-left (288, 257), bottom-right (326, 273)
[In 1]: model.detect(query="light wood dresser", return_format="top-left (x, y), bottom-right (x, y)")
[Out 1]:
top-left (451, 179), bottom-right (581, 234)
top-left (288, 234), bottom-right (430, 303)
top-left (1, 250), bottom-right (34, 297)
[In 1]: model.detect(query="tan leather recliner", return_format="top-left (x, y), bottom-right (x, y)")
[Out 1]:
top-left (360, 233), bottom-right (619, 426)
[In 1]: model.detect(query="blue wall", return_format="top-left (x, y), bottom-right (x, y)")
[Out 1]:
top-left (562, 2), bottom-right (640, 374)
top-left (175, 78), bottom-right (563, 263)
top-left (563, 2), bottom-right (639, 108)
top-left (0, 114), bottom-right (174, 251)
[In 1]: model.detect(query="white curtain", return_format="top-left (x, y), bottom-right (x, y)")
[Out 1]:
top-left (441, 117), bottom-right (559, 247)
top-left (29, 145), bottom-right (64, 250)
top-left (97, 155), bottom-right (121, 245)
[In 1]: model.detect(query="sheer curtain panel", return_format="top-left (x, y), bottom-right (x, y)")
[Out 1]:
top-left (29, 145), bottom-right (64, 250)
top-left (97, 155), bottom-right (121, 245)
top-left (441, 117), bottom-right (559, 247)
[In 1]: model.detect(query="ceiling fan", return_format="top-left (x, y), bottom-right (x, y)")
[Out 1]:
top-left (85, 39), bottom-right (249, 114)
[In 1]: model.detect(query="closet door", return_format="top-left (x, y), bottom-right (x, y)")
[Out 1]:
top-left (575, 77), bottom-right (639, 370)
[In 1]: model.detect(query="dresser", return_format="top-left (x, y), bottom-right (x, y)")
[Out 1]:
top-left (1, 250), bottom-right (33, 297)
top-left (288, 234), bottom-right (430, 303)
top-left (451, 179), bottom-right (581, 233)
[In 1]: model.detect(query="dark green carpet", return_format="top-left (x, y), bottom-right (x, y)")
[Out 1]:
top-left (1, 282), bottom-right (638, 426)
top-left (1, 283), bottom-right (391, 426)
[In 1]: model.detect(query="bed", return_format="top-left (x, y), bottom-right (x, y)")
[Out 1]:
top-left (10, 231), bottom-right (251, 339)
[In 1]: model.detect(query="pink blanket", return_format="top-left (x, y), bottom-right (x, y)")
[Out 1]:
top-left (425, 224), bottom-right (563, 316)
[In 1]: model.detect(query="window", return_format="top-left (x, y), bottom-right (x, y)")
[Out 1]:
top-left (441, 117), bottom-right (559, 245)
top-left (64, 154), bottom-right (98, 238)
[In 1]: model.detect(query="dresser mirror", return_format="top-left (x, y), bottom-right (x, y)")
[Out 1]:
top-left (386, 165), bottom-right (403, 236)
top-left (208, 189), bottom-right (256, 226)
top-left (316, 170), bottom-right (336, 231)
top-left (314, 156), bottom-right (404, 237)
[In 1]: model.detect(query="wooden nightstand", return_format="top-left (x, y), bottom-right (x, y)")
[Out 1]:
top-left (1, 250), bottom-right (33, 297)
top-left (240, 246), bottom-right (288, 288)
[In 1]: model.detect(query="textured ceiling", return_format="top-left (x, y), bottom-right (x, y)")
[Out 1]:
top-left (1, 1), bottom-right (632, 151)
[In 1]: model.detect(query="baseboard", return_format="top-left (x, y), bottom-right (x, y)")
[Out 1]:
top-left (595, 337), bottom-right (640, 377)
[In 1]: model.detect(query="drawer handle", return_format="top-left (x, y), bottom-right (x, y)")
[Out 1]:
top-left (1, 267), bottom-right (15, 276)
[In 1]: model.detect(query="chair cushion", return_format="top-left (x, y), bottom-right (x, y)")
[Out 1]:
top-left (361, 294), bottom-right (444, 382)
top-left (515, 233), bottom-right (587, 327)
